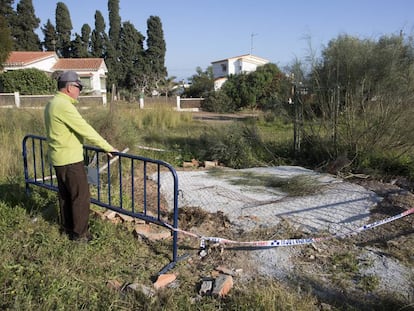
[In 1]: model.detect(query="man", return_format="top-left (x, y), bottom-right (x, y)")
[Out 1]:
top-left (44, 70), bottom-right (117, 242)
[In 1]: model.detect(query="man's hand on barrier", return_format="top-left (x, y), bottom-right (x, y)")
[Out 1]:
top-left (107, 149), bottom-right (119, 158)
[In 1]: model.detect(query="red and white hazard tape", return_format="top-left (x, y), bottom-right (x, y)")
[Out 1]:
top-left (165, 207), bottom-right (414, 249)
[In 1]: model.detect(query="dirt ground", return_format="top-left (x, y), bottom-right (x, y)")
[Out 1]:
top-left (173, 112), bottom-right (414, 309)
top-left (293, 178), bottom-right (414, 309)
top-left (191, 111), bottom-right (259, 123)
top-left (175, 176), bottom-right (414, 310)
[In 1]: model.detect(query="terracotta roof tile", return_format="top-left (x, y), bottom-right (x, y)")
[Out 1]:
top-left (52, 58), bottom-right (105, 71)
top-left (5, 51), bottom-right (57, 66)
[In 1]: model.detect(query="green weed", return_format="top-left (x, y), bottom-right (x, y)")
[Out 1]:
top-left (207, 168), bottom-right (321, 197)
top-left (1, 104), bottom-right (412, 310)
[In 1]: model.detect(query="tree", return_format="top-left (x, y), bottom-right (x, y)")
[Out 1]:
top-left (71, 34), bottom-right (83, 58)
top-left (214, 63), bottom-right (285, 112)
top-left (146, 16), bottom-right (167, 91)
top-left (108, 0), bottom-right (121, 49)
top-left (307, 33), bottom-right (414, 164)
top-left (71, 24), bottom-right (91, 57)
top-left (197, 63), bottom-right (286, 113)
top-left (158, 76), bottom-right (178, 97)
top-left (221, 72), bottom-right (252, 110)
top-left (0, 15), bottom-right (13, 69)
top-left (0, 0), bottom-right (14, 19)
top-left (248, 63), bottom-right (285, 109)
top-left (41, 19), bottom-right (58, 51)
top-left (13, 0), bottom-right (41, 50)
top-left (91, 10), bottom-right (107, 58)
top-left (106, 0), bottom-right (121, 90)
top-left (118, 21), bottom-right (145, 93)
top-left (55, 2), bottom-right (72, 57)
top-left (184, 66), bottom-right (214, 98)
top-left (0, 0), bottom-right (15, 32)
top-left (202, 89), bottom-right (233, 112)
top-left (104, 42), bottom-right (119, 93)
top-left (80, 24), bottom-right (91, 55)
top-left (0, 0), bottom-right (15, 34)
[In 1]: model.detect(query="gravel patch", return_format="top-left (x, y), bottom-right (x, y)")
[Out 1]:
top-left (156, 166), bottom-right (380, 235)
top-left (151, 165), bottom-right (413, 304)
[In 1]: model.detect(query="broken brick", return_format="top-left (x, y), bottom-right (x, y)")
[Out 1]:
top-left (153, 273), bottom-right (177, 289)
top-left (215, 265), bottom-right (236, 276)
top-left (212, 274), bottom-right (233, 297)
top-left (106, 279), bottom-right (122, 291)
top-left (133, 223), bottom-right (171, 241)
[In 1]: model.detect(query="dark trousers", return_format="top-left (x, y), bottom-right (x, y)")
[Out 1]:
top-left (54, 161), bottom-right (90, 238)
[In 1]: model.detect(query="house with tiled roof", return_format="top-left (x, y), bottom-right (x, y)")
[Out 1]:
top-left (4, 51), bottom-right (58, 73)
top-left (211, 54), bottom-right (270, 90)
top-left (52, 58), bottom-right (108, 95)
top-left (3, 51), bottom-right (108, 95)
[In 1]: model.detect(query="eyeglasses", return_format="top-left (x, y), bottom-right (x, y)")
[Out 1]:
top-left (71, 83), bottom-right (83, 91)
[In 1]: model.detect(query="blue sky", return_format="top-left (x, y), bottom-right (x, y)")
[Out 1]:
top-left (27, 0), bottom-right (414, 81)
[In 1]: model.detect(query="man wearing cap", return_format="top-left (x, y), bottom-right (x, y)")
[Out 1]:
top-left (44, 70), bottom-right (118, 242)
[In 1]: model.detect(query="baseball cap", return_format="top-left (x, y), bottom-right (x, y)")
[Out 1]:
top-left (58, 71), bottom-right (83, 88)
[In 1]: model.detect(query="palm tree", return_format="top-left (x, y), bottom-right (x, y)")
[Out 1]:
top-left (158, 76), bottom-right (178, 98)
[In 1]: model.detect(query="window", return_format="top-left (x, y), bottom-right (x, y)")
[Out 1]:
top-left (80, 78), bottom-right (91, 89)
top-left (100, 77), bottom-right (106, 90)
top-left (221, 64), bottom-right (227, 72)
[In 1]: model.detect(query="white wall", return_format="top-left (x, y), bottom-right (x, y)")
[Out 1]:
top-left (4, 56), bottom-right (58, 73)
top-left (212, 55), bottom-right (270, 80)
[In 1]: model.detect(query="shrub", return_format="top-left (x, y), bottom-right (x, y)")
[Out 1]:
top-left (0, 68), bottom-right (56, 95)
top-left (358, 151), bottom-right (414, 179)
top-left (199, 123), bottom-right (264, 168)
top-left (202, 90), bottom-right (235, 113)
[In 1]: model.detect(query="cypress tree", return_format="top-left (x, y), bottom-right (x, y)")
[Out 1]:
top-left (79, 23), bottom-right (91, 57)
top-left (108, 0), bottom-right (121, 49)
top-left (118, 21), bottom-right (144, 91)
top-left (105, 42), bottom-right (119, 92)
top-left (146, 16), bottom-right (167, 89)
top-left (91, 10), bottom-right (107, 58)
top-left (13, 0), bottom-right (41, 50)
top-left (71, 24), bottom-right (90, 58)
top-left (107, 0), bottom-right (121, 90)
top-left (55, 2), bottom-right (73, 57)
top-left (41, 19), bottom-right (58, 51)
top-left (0, 15), bottom-right (13, 69)
top-left (0, 0), bottom-right (15, 24)
top-left (71, 34), bottom-right (84, 58)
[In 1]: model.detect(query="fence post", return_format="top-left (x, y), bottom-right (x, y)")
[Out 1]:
top-left (102, 94), bottom-right (107, 106)
top-left (176, 96), bottom-right (181, 111)
top-left (139, 93), bottom-right (144, 109)
top-left (14, 92), bottom-right (20, 108)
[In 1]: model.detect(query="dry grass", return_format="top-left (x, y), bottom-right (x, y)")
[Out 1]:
top-left (0, 106), bottom-right (320, 310)
top-left (1, 105), bottom-right (413, 310)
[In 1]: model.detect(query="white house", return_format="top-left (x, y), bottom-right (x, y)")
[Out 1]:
top-left (3, 51), bottom-right (58, 73)
top-left (211, 54), bottom-right (270, 90)
top-left (3, 51), bottom-right (108, 95)
top-left (51, 58), bottom-right (108, 95)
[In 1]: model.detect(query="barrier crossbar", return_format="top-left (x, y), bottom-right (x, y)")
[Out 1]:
top-left (22, 134), bottom-right (181, 273)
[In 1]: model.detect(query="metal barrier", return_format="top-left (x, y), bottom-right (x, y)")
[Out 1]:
top-left (22, 134), bottom-right (181, 273)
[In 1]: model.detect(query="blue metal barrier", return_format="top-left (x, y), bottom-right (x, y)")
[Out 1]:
top-left (22, 134), bottom-right (181, 273)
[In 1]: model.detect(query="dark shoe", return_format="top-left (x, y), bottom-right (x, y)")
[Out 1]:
top-left (71, 232), bottom-right (93, 243)
top-left (60, 227), bottom-right (74, 240)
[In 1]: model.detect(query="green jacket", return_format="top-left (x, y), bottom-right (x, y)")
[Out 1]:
top-left (44, 92), bottom-right (114, 166)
